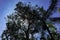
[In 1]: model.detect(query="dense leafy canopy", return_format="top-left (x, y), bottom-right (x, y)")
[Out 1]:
top-left (1, 0), bottom-right (60, 40)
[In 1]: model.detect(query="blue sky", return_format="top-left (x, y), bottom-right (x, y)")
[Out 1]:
top-left (0, 0), bottom-right (60, 40)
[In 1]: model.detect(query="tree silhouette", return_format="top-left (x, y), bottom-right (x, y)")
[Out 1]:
top-left (1, 0), bottom-right (59, 40)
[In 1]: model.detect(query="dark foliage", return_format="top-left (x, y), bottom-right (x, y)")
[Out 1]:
top-left (1, 0), bottom-right (59, 40)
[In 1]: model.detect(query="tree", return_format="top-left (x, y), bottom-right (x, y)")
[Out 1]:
top-left (1, 0), bottom-right (59, 40)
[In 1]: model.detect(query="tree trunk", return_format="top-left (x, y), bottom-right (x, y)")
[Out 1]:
top-left (25, 30), bottom-right (29, 40)
top-left (41, 19), bottom-right (54, 40)
top-left (25, 24), bottom-right (30, 40)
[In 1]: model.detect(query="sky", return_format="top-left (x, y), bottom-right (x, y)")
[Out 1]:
top-left (0, 0), bottom-right (60, 40)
